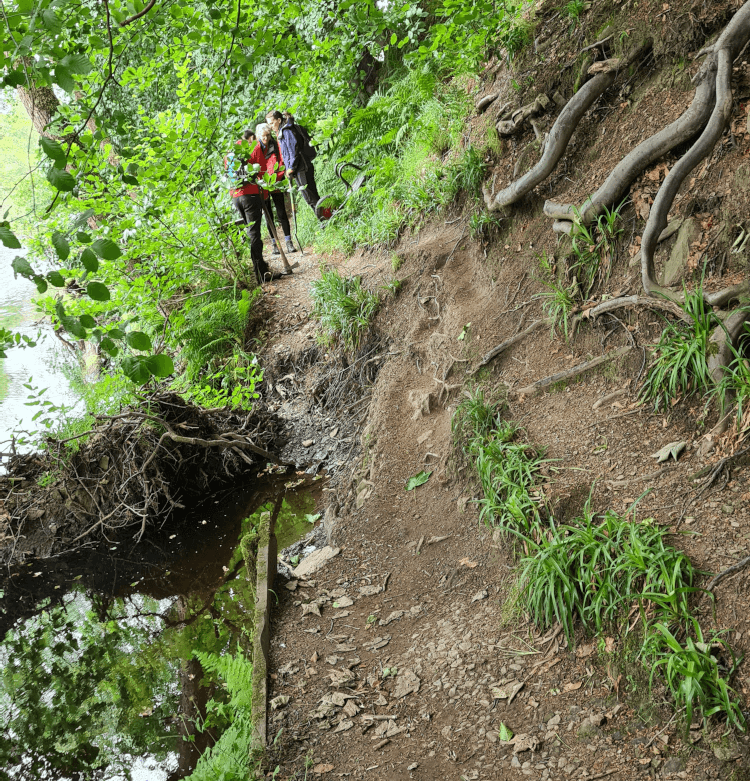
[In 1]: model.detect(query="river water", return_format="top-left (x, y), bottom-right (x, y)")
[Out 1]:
top-left (0, 244), bottom-right (78, 450)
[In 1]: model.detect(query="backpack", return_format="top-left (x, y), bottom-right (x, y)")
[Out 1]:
top-left (225, 151), bottom-right (249, 188)
top-left (291, 122), bottom-right (317, 162)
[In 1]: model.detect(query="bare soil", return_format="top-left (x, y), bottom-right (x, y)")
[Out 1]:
top-left (257, 2), bottom-right (750, 778)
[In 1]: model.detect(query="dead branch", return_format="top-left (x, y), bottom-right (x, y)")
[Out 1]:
top-left (468, 318), bottom-right (552, 375)
top-left (514, 346), bottom-right (631, 398)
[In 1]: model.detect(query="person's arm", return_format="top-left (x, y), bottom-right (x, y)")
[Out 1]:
top-left (281, 126), bottom-right (298, 173)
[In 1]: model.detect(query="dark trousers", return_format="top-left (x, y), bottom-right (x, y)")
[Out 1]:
top-left (294, 166), bottom-right (321, 216)
top-left (263, 191), bottom-right (291, 240)
top-left (232, 193), bottom-right (269, 282)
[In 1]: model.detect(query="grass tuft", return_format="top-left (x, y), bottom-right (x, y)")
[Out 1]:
top-left (310, 268), bottom-right (379, 352)
top-left (640, 286), bottom-right (718, 411)
top-left (519, 501), bottom-right (697, 644)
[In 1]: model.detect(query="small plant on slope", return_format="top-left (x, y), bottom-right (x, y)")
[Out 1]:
top-left (310, 268), bottom-right (379, 352)
top-left (519, 502), bottom-right (697, 644)
top-left (645, 620), bottom-right (746, 734)
top-left (640, 286), bottom-right (719, 411)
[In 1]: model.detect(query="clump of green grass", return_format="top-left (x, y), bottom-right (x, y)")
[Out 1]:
top-left (451, 387), bottom-right (503, 460)
top-left (562, 0), bottom-right (587, 23)
top-left (391, 253), bottom-right (404, 272)
top-left (469, 210), bottom-right (503, 240)
top-left (540, 277), bottom-right (577, 340)
top-left (645, 620), bottom-right (746, 734)
top-left (448, 146), bottom-right (487, 197)
top-left (310, 268), bottom-right (379, 351)
top-left (712, 325), bottom-right (750, 422)
top-left (452, 389), bottom-right (550, 538)
top-left (519, 502), bottom-right (697, 644)
top-left (567, 202), bottom-right (624, 298)
top-left (640, 286), bottom-right (718, 411)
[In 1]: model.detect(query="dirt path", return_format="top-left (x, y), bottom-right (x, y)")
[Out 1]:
top-left (253, 218), bottom-right (750, 780)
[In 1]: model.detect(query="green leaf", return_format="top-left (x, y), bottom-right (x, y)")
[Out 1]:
top-left (11, 256), bottom-right (34, 277)
top-left (122, 175), bottom-right (140, 186)
top-left (61, 53), bottom-right (93, 75)
top-left (100, 337), bottom-right (118, 357)
top-left (86, 282), bottom-right (110, 301)
top-left (122, 356), bottom-right (151, 384)
top-left (51, 231), bottom-right (70, 260)
top-left (145, 353), bottom-right (174, 378)
top-left (47, 271), bottom-right (65, 287)
top-left (126, 331), bottom-right (152, 351)
top-left (0, 226), bottom-right (21, 249)
top-left (47, 167), bottom-right (76, 192)
top-left (34, 276), bottom-right (48, 293)
top-left (498, 723), bottom-right (514, 742)
top-left (76, 232), bottom-right (91, 244)
top-left (40, 137), bottom-right (67, 166)
top-left (42, 8), bottom-right (62, 31)
top-left (79, 314), bottom-right (96, 328)
top-left (91, 238), bottom-right (122, 259)
top-left (54, 65), bottom-right (76, 93)
top-left (405, 470), bottom-right (432, 491)
top-left (107, 328), bottom-right (125, 340)
top-left (59, 316), bottom-right (86, 339)
top-left (80, 248), bottom-right (99, 272)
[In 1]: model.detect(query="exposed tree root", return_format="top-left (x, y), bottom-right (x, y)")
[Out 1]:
top-left (483, 39), bottom-right (653, 212)
top-left (467, 317), bottom-right (551, 375)
top-left (707, 308), bottom-right (750, 388)
top-left (544, 64), bottom-right (715, 228)
top-left (513, 346), bottom-right (631, 398)
top-left (705, 553), bottom-right (750, 593)
top-left (583, 295), bottom-right (693, 324)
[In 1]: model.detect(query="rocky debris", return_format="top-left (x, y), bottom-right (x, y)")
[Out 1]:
top-left (393, 669), bottom-right (421, 698)
top-left (293, 545), bottom-right (341, 578)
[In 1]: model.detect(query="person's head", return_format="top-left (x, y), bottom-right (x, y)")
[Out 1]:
top-left (266, 110), bottom-right (283, 133)
top-left (255, 123), bottom-right (273, 146)
top-left (243, 129), bottom-right (256, 142)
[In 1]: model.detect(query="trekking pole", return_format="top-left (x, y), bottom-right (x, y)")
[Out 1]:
top-left (261, 195), bottom-right (296, 274)
top-left (289, 178), bottom-right (304, 256)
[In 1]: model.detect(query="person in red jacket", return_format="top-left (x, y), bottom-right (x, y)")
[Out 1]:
top-left (224, 130), bottom-right (281, 283)
top-left (256, 122), bottom-right (296, 255)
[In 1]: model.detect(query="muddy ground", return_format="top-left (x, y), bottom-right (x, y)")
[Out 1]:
top-left (255, 1), bottom-right (750, 778)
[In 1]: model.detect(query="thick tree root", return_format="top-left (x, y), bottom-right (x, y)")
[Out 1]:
top-left (483, 39), bottom-right (653, 212)
top-left (707, 308), bottom-right (750, 388)
top-left (544, 68), bottom-right (716, 228)
top-left (513, 346), bottom-right (631, 398)
top-left (584, 295), bottom-right (693, 324)
top-left (641, 3), bottom-right (750, 297)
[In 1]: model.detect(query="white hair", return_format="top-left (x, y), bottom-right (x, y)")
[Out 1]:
top-left (255, 122), bottom-right (272, 137)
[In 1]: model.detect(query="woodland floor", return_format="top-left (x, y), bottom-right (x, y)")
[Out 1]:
top-left (253, 2), bottom-right (750, 776)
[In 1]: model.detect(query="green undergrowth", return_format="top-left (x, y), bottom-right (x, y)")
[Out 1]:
top-left (640, 286), bottom-right (718, 411)
top-left (453, 390), bottom-right (746, 734)
top-left (310, 69), bottom-right (488, 254)
top-left (310, 267), bottom-right (379, 351)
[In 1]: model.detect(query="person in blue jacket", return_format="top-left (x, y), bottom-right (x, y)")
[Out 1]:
top-left (266, 110), bottom-right (322, 218)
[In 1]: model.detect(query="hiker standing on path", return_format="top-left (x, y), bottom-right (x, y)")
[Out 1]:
top-left (225, 130), bottom-right (281, 283)
top-left (266, 110), bottom-right (322, 218)
top-left (256, 122), bottom-right (297, 256)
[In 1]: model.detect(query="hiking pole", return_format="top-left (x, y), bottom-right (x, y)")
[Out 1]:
top-left (289, 178), bottom-right (304, 256)
top-left (261, 196), bottom-right (297, 274)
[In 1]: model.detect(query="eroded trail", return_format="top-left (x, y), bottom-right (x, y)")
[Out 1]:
top-left (257, 216), bottom-right (750, 779)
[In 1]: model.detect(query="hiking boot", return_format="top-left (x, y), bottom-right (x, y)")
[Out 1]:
top-left (271, 244), bottom-right (280, 255)
top-left (285, 239), bottom-right (297, 253)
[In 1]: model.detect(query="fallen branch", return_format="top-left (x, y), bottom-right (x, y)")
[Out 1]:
top-left (514, 346), bottom-right (631, 398)
top-left (468, 318), bottom-right (551, 375)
